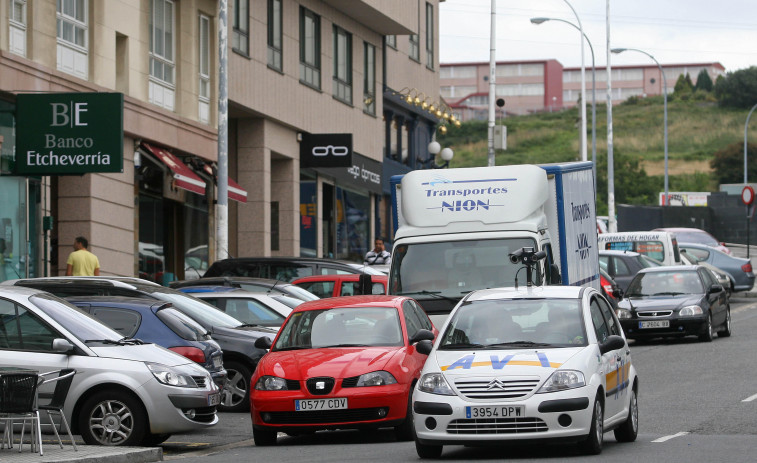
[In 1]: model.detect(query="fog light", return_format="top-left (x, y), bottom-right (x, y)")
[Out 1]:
top-left (184, 409), bottom-right (196, 419)
top-left (262, 413), bottom-right (271, 423)
top-left (425, 417), bottom-right (437, 430)
top-left (377, 408), bottom-right (387, 418)
top-left (558, 414), bottom-right (572, 427)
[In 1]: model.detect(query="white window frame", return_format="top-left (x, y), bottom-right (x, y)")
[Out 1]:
top-left (149, 0), bottom-right (176, 111)
top-left (9, 0), bottom-right (27, 57)
top-left (56, 0), bottom-right (88, 79)
top-left (199, 14), bottom-right (211, 124)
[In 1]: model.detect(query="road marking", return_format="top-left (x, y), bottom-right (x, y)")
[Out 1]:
top-left (652, 432), bottom-right (689, 443)
top-left (742, 393), bottom-right (757, 402)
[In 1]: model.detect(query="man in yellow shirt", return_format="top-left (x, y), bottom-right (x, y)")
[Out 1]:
top-left (66, 236), bottom-right (100, 276)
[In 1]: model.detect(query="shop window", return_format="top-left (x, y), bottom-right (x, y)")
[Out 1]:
top-left (299, 176), bottom-right (317, 257)
top-left (335, 187), bottom-right (369, 262)
top-left (57, 0), bottom-right (88, 79)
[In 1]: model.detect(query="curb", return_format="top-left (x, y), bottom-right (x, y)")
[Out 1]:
top-left (0, 446), bottom-right (162, 463)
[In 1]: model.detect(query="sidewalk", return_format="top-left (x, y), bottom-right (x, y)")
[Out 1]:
top-left (0, 442), bottom-right (162, 463)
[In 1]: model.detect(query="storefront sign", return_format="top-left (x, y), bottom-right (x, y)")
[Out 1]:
top-left (300, 133), bottom-right (353, 168)
top-left (320, 152), bottom-right (382, 195)
top-left (14, 93), bottom-right (124, 175)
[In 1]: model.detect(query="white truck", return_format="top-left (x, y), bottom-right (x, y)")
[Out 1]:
top-left (387, 162), bottom-right (600, 319)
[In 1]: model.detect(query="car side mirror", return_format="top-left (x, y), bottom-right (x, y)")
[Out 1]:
top-left (409, 329), bottom-right (435, 344)
top-left (52, 338), bottom-right (75, 354)
top-left (599, 335), bottom-right (626, 355)
top-left (613, 288), bottom-right (624, 299)
top-left (254, 336), bottom-right (273, 350)
top-left (709, 284), bottom-right (723, 294)
top-left (416, 339), bottom-right (433, 356)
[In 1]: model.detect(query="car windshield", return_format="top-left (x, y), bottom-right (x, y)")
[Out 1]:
top-left (139, 286), bottom-right (243, 328)
top-left (30, 293), bottom-right (123, 343)
top-left (439, 298), bottom-right (587, 348)
top-left (273, 307), bottom-right (403, 350)
top-left (626, 270), bottom-right (703, 297)
top-left (675, 231), bottom-right (719, 246)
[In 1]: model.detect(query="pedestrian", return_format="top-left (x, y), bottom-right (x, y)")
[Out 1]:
top-left (66, 236), bottom-right (100, 276)
top-left (364, 238), bottom-right (391, 266)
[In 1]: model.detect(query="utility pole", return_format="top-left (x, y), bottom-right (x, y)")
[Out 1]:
top-left (487, 0), bottom-right (496, 167)
top-left (217, 0), bottom-right (229, 259)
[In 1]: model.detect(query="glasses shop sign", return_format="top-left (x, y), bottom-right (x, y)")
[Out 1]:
top-left (14, 92), bottom-right (124, 175)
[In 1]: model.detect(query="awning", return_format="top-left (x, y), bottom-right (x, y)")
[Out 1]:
top-left (142, 143), bottom-right (206, 195)
top-left (202, 164), bottom-right (248, 203)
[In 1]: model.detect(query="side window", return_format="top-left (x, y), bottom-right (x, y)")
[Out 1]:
top-left (699, 269), bottom-right (715, 287)
top-left (684, 247), bottom-right (710, 261)
top-left (671, 237), bottom-right (681, 263)
top-left (613, 257), bottom-right (631, 276)
top-left (298, 281), bottom-right (333, 298)
top-left (596, 297), bottom-right (621, 337)
top-left (599, 256), bottom-right (609, 272)
top-left (91, 308), bottom-right (140, 338)
top-left (201, 297), bottom-right (221, 308)
top-left (402, 301), bottom-right (423, 338)
top-left (270, 264), bottom-right (311, 281)
top-left (0, 298), bottom-right (60, 351)
top-left (320, 266), bottom-right (353, 276)
top-left (225, 299), bottom-right (283, 324)
top-left (410, 300), bottom-right (433, 331)
top-left (340, 281), bottom-right (358, 296)
top-left (371, 282), bottom-right (385, 295)
top-left (589, 298), bottom-right (610, 343)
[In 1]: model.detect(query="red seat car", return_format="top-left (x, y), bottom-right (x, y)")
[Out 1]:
top-left (249, 295), bottom-right (437, 446)
top-left (292, 274), bottom-right (387, 298)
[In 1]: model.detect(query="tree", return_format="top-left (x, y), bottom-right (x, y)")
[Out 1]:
top-left (695, 69), bottom-right (714, 92)
top-left (710, 141), bottom-right (757, 184)
top-left (715, 66), bottom-right (757, 108)
top-left (674, 73), bottom-right (694, 96)
top-left (595, 150), bottom-right (660, 214)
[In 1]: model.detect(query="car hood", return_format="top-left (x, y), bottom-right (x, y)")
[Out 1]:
top-left (620, 295), bottom-right (702, 310)
top-left (88, 343), bottom-right (192, 368)
top-left (433, 347), bottom-right (585, 379)
top-left (262, 347), bottom-right (401, 379)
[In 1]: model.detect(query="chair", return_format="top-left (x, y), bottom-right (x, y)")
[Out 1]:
top-left (0, 372), bottom-right (42, 455)
top-left (36, 369), bottom-right (77, 451)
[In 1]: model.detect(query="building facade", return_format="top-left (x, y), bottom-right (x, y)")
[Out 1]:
top-left (0, 0), bottom-right (443, 283)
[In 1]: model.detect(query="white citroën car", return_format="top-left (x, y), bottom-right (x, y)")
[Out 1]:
top-left (412, 285), bottom-right (638, 458)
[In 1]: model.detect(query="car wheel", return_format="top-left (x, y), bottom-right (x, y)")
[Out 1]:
top-left (142, 433), bottom-right (171, 446)
top-left (252, 426), bottom-right (278, 446)
top-left (78, 390), bottom-right (147, 446)
top-left (613, 387), bottom-right (638, 442)
top-left (578, 395), bottom-right (603, 455)
top-left (415, 440), bottom-right (443, 459)
top-left (718, 306), bottom-right (732, 337)
top-left (221, 360), bottom-right (252, 412)
top-left (698, 313), bottom-right (714, 342)
top-left (394, 386), bottom-right (415, 441)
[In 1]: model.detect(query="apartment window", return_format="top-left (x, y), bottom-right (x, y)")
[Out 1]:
top-left (57, 0), bottom-right (88, 79)
top-left (332, 26), bottom-right (352, 105)
top-left (425, 3), bottom-right (434, 69)
top-left (409, 34), bottom-right (419, 61)
top-left (149, 0), bottom-right (176, 110)
top-left (363, 42), bottom-right (375, 115)
top-left (386, 35), bottom-right (396, 49)
top-left (199, 15), bottom-right (211, 124)
top-left (9, 0), bottom-right (26, 56)
top-left (299, 7), bottom-right (321, 89)
top-left (267, 0), bottom-right (282, 71)
top-left (233, 0), bottom-right (249, 55)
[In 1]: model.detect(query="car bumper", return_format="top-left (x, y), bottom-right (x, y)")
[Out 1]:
top-left (251, 383), bottom-right (409, 431)
top-left (143, 384), bottom-right (220, 434)
top-left (412, 387), bottom-right (594, 445)
top-left (620, 316), bottom-right (708, 339)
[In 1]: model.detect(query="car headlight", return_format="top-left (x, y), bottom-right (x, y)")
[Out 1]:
top-left (255, 375), bottom-right (288, 391)
top-left (417, 373), bottom-right (455, 396)
top-left (146, 363), bottom-right (199, 388)
top-left (356, 371), bottom-right (397, 387)
top-left (679, 305), bottom-right (703, 316)
top-left (616, 308), bottom-right (632, 319)
top-left (537, 370), bottom-right (586, 393)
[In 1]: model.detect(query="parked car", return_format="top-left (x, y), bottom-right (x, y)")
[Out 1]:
top-left (654, 227), bottom-right (731, 255)
top-left (65, 296), bottom-right (227, 388)
top-left (0, 286), bottom-right (219, 446)
top-left (598, 231), bottom-right (682, 266)
top-left (677, 242), bottom-right (755, 292)
top-left (4, 277), bottom-right (276, 413)
top-left (179, 286), bottom-right (298, 328)
top-left (599, 249), bottom-right (663, 292)
top-left (412, 285), bottom-right (638, 457)
top-left (599, 268), bottom-right (622, 309)
top-left (170, 276), bottom-right (320, 302)
top-left (203, 257), bottom-right (384, 282)
top-left (616, 266), bottom-right (731, 342)
top-left (679, 250), bottom-right (732, 295)
top-left (292, 274), bottom-right (388, 298)
top-left (249, 295), bottom-right (437, 446)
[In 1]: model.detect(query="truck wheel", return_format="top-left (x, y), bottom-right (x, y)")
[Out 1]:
top-left (578, 396), bottom-right (603, 455)
top-left (221, 360), bottom-right (252, 412)
top-left (78, 390), bottom-right (147, 446)
top-left (613, 387), bottom-right (638, 442)
top-left (415, 440), bottom-right (443, 458)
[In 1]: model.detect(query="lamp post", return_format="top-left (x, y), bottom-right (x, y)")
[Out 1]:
top-left (561, 0), bottom-right (587, 162)
top-left (744, 103), bottom-right (757, 185)
top-left (531, 16), bottom-right (596, 192)
top-left (426, 141), bottom-right (454, 169)
top-left (612, 47), bottom-right (668, 204)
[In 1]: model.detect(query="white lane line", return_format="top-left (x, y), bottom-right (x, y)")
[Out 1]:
top-left (742, 393), bottom-right (757, 402)
top-left (652, 432), bottom-right (689, 443)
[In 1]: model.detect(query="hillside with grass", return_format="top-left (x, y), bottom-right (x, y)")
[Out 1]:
top-left (436, 96), bottom-right (757, 214)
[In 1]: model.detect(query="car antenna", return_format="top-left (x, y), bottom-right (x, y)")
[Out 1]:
top-left (268, 277), bottom-right (283, 295)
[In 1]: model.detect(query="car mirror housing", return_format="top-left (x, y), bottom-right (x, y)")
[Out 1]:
top-left (612, 287), bottom-right (624, 299)
top-left (52, 338), bottom-right (75, 354)
top-left (709, 284), bottom-right (723, 294)
top-left (409, 329), bottom-right (435, 344)
top-left (416, 339), bottom-right (433, 356)
top-left (254, 336), bottom-right (273, 350)
top-left (599, 335), bottom-right (626, 355)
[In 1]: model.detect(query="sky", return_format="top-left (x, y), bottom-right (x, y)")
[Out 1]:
top-left (439, 0), bottom-right (757, 73)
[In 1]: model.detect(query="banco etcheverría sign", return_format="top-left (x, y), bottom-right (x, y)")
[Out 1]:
top-left (14, 92), bottom-right (124, 175)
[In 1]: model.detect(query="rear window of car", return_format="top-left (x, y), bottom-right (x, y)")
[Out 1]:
top-left (156, 307), bottom-right (210, 341)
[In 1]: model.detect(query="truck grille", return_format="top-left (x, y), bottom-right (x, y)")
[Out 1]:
top-left (454, 378), bottom-right (540, 399)
top-left (447, 417), bottom-right (548, 434)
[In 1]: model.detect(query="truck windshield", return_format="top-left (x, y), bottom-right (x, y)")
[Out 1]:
top-left (389, 238), bottom-right (540, 298)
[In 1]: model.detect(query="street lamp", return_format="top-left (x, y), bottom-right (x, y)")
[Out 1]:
top-left (531, 16), bottom-right (596, 192)
top-left (744, 103), bottom-right (757, 185)
top-left (561, 1), bottom-right (587, 162)
top-left (612, 47), bottom-right (668, 204)
top-left (424, 141), bottom-right (454, 169)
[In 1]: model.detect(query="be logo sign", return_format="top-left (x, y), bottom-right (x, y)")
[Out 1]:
top-left (14, 93), bottom-right (124, 175)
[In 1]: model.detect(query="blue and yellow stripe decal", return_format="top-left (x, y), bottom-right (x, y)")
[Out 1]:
top-left (605, 360), bottom-right (632, 398)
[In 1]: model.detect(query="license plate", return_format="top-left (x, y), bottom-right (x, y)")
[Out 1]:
top-left (208, 393), bottom-right (221, 406)
top-left (465, 405), bottom-right (524, 419)
top-left (295, 398), bottom-right (348, 411)
top-left (212, 356), bottom-right (223, 368)
top-left (639, 320), bottom-right (670, 329)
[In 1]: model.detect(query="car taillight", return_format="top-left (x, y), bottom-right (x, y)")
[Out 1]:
top-left (742, 262), bottom-right (753, 273)
top-left (169, 346), bottom-right (206, 364)
top-left (603, 284), bottom-right (615, 297)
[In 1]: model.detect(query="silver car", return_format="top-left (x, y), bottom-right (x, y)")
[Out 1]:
top-left (0, 286), bottom-right (219, 446)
